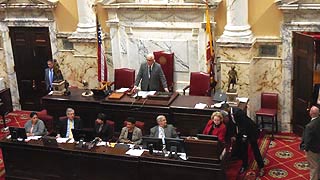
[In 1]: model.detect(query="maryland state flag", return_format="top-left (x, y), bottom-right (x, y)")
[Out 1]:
top-left (205, 0), bottom-right (217, 88)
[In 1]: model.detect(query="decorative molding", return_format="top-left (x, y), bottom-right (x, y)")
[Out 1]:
top-left (0, 0), bottom-right (58, 9)
top-left (99, 0), bottom-right (221, 9)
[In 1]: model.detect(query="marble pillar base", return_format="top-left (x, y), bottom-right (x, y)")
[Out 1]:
top-left (68, 32), bottom-right (97, 43)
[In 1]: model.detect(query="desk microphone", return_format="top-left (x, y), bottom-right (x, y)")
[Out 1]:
top-left (135, 90), bottom-right (142, 100)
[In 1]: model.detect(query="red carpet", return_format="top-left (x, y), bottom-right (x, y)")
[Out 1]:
top-left (226, 132), bottom-right (271, 180)
top-left (0, 110), bottom-right (31, 180)
top-left (258, 133), bottom-right (309, 180)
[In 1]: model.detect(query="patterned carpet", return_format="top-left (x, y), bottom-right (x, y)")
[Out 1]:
top-left (257, 134), bottom-right (309, 180)
top-left (0, 110), bottom-right (31, 180)
top-left (0, 111), bottom-right (310, 180)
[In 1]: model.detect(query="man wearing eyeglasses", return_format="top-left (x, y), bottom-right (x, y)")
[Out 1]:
top-left (133, 53), bottom-right (169, 92)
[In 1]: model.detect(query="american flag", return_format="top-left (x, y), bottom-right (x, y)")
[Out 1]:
top-left (97, 22), bottom-right (108, 82)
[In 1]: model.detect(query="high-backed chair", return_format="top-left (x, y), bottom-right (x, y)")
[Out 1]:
top-left (255, 92), bottom-right (278, 139)
top-left (183, 72), bottom-right (212, 96)
top-left (110, 68), bottom-right (135, 90)
top-left (153, 51), bottom-right (174, 92)
top-left (123, 120), bottom-right (145, 135)
top-left (37, 109), bottom-right (54, 133)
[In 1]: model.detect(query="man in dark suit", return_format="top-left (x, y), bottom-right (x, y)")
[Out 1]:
top-left (301, 106), bottom-right (320, 180)
top-left (57, 108), bottom-right (82, 138)
top-left (45, 59), bottom-right (55, 91)
top-left (222, 103), bottom-right (264, 176)
top-left (44, 59), bottom-right (64, 92)
top-left (150, 115), bottom-right (177, 138)
top-left (133, 53), bottom-right (169, 92)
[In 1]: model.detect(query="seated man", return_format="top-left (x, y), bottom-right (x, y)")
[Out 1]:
top-left (150, 115), bottom-right (177, 138)
top-left (57, 108), bottom-right (82, 138)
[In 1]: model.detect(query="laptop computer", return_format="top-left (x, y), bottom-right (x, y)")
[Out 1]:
top-left (9, 127), bottom-right (27, 140)
top-left (213, 91), bottom-right (227, 102)
top-left (42, 136), bottom-right (59, 148)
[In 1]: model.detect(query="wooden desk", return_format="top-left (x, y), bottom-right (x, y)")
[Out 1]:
top-left (41, 88), bottom-right (246, 135)
top-left (0, 139), bottom-right (225, 180)
top-left (170, 95), bottom-right (247, 136)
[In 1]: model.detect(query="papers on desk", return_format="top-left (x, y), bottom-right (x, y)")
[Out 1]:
top-left (116, 88), bottom-right (130, 93)
top-left (56, 138), bottom-right (74, 144)
top-left (125, 149), bottom-right (145, 156)
top-left (237, 97), bottom-right (249, 103)
top-left (194, 103), bottom-right (208, 109)
top-left (211, 101), bottom-right (225, 108)
top-left (96, 141), bottom-right (107, 146)
top-left (132, 91), bottom-right (156, 98)
top-left (26, 136), bottom-right (42, 141)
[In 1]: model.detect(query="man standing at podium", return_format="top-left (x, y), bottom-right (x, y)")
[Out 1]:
top-left (133, 53), bottom-right (169, 92)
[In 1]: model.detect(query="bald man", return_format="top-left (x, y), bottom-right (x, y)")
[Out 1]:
top-left (301, 106), bottom-right (320, 180)
top-left (133, 53), bottom-right (169, 92)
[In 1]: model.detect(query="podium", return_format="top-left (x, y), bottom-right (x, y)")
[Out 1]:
top-left (52, 80), bottom-right (66, 96)
top-left (226, 89), bottom-right (238, 106)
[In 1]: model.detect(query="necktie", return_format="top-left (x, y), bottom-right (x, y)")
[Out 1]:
top-left (49, 69), bottom-right (53, 86)
top-left (69, 120), bottom-right (73, 139)
top-left (98, 124), bottom-right (103, 133)
top-left (159, 127), bottom-right (165, 138)
top-left (149, 66), bottom-right (152, 79)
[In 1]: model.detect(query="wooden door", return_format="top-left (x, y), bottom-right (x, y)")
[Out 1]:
top-left (292, 32), bottom-right (315, 136)
top-left (10, 27), bottom-right (52, 110)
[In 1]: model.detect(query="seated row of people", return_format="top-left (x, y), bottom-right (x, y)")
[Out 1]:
top-left (23, 108), bottom-right (229, 145)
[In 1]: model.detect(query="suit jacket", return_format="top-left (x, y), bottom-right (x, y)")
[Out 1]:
top-left (44, 68), bottom-right (64, 91)
top-left (202, 120), bottom-right (226, 142)
top-left (301, 117), bottom-right (320, 153)
top-left (229, 107), bottom-right (259, 142)
top-left (94, 123), bottom-right (113, 142)
top-left (118, 126), bottom-right (142, 145)
top-left (24, 119), bottom-right (47, 136)
top-left (45, 68), bottom-right (53, 91)
top-left (134, 62), bottom-right (167, 91)
top-left (58, 117), bottom-right (82, 138)
top-left (150, 124), bottom-right (177, 138)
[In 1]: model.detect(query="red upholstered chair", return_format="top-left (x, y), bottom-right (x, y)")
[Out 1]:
top-left (106, 120), bottom-right (115, 134)
top-left (153, 51), bottom-right (174, 92)
top-left (255, 93), bottom-right (278, 139)
top-left (123, 120), bottom-right (145, 135)
top-left (183, 72), bottom-right (212, 96)
top-left (37, 109), bottom-right (54, 133)
top-left (110, 68), bottom-right (135, 90)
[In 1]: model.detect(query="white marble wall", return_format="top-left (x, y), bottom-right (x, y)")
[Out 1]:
top-left (102, 0), bottom-right (221, 91)
top-left (0, 2), bottom-right (58, 109)
top-left (277, 2), bottom-right (320, 131)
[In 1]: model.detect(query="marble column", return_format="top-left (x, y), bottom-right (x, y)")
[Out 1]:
top-left (217, 0), bottom-right (254, 44)
top-left (69, 0), bottom-right (96, 40)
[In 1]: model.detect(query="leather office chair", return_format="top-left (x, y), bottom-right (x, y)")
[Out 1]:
top-left (110, 68), bottom-right (135, 90)
top-left (153, 51), bottom-right (174, 92)
top-left (255, 92), bottom-right (278, 139)
top-left (123, 120), bottom-right (145, 135)
top-left (183, 72), bottom-right (212, 96)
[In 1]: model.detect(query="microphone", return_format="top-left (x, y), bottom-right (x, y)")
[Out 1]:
top-left (135, 89), bottom-right (142, 100)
